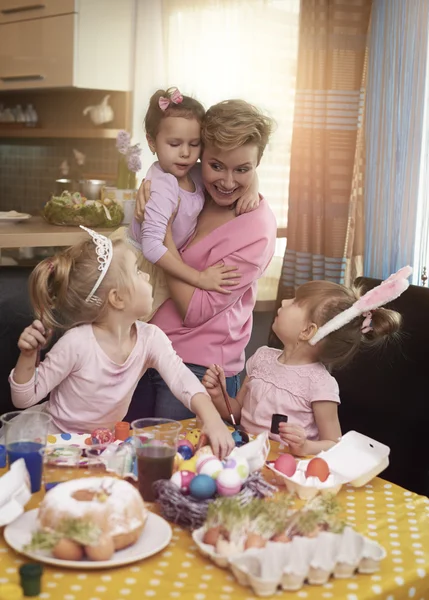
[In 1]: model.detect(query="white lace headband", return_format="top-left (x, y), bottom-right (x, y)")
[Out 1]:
top-left (79, 226), bottom-right (113, 303)
top-left (309, 266), bottom-right (413, 346)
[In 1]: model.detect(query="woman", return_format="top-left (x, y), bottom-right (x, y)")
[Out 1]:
top-left (127, 99), bottom-right (277, 421)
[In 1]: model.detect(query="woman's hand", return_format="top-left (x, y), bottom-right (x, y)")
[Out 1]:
top-left (279, 422), bottom-right (308, 457)
top-left (18, 320), bottom-right (47, 357)
top-left (202, 364), bottom-right (224, 400)
top-left (198, 263), bottom-right (241, 294)
top-left (202, 418), bottom-right (235, 460)
top-left (134, 179), bottom-right (151, 223)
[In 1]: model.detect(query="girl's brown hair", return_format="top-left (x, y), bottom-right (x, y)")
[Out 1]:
top-left (295, 280), bottom-right (402, 370)
top-left (201, 99), bottom-right (274, 163)
top-left (29, 238), bottom-right (131, 332)
top-left (145, 87), bottom-right (205, 140)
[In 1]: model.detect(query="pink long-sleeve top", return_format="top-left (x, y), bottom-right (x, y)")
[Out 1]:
top-left (151, 199), bottom-right (277, 376)
top-left (9, 322), bottom-right (208, 433)
top-left (129, 162), bottom-right (205, 264)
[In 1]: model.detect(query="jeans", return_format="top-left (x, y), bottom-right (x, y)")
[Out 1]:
top-left (125, 363), bottom-right (241, 423)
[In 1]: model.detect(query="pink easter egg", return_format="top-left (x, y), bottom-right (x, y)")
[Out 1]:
top-left (274, 453), bottom-right (297, 478)
top-left (216, 469), bottom-right (242, 496)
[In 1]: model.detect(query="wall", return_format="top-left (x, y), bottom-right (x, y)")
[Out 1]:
top-left (0, 138), bottom-right (117, 213)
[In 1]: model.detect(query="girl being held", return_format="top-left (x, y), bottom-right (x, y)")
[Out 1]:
top-left (125, 87), bottom-right (258, 319)
top-left (9, 227), bottom-right (235, 459)
top-left (203, 270), bottom-right (410, 456)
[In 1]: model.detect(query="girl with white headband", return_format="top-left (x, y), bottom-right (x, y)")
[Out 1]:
top-left (203, 268), bottom-right (411, 456)
top-left (8, 227), bottom-right (235, 459)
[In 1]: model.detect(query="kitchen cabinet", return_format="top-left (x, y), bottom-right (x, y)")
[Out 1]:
top-left (0, 0), bottom-right (75, 24)
top-left (0, 0), bottom-right (135, 91)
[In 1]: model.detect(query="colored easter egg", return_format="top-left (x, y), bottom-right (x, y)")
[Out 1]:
top-left (231, 429), bottom-right (249, 447)
top-left (216, 469), bottom-right (242, 496)
top-left (179, 456), bottom-right (198, 473)
top-left (274, 453), bottom-right (297, 478)
top-left (185, 429), bottom-right (201, 447)
top-left (194, 445), bottom-right (215, 460)
top-left (170, 469), bottom-right (195, 494)
top-left (224, 456), bottom-right (250, 483)
top-left (197, 456), bottom-right (223, 479)
top-left (174, 452), bottom-right (184, 471)
top-left (177, 444), bottom-right (194, 460)
top-left (189, 474), bottom-right (217, 500)
top-left (305, 457), bottom-right (330, 482)
top-left (178, 439), bottom-right (195, 451)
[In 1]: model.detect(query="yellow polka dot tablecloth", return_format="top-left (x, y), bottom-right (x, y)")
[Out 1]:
top-left (1, 420), bottom-right (429, 600)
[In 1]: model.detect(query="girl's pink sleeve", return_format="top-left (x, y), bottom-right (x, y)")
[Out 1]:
top-left (141, 173), bottom-right (180, 264)
top-left (147, 325), bottom-right (209, 408)
top-left (8, 331), bottom-right (80, 409)
top-left (310, 375), bottom-right (341, 404)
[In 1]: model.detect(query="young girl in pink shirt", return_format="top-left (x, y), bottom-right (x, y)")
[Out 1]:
top-left (9, 227), bottom-right (235, 459)
top-left (124, 87), bottom-right (258, 319)
top-left (203, 271), bottom-right (410, 456)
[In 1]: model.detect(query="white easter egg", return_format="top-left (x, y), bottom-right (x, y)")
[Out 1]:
top-left (216, 468), bottom-right (242, 496)
top-left (223, 456), bottom-right (250, 483)
top-left (197, 456), bottom-right (223, 479)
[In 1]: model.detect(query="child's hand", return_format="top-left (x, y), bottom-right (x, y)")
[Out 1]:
top-left (134, 179), bottom-right (151, 223)
top-left (199, 263), bottom-right (241, 294)
top-left (235, 173), bottom-right (260, 215)
top-left (202, 364), bottom-right (224, 400)
top-left (18, 320), bottom-right (48, 357)
top-left (202, 418), bottom-right (235, 460)
top-left (279, 422), bottom-right (308, 456)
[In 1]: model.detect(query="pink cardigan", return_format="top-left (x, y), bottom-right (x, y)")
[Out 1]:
top-left (151, 199), bottom-right (277, 376)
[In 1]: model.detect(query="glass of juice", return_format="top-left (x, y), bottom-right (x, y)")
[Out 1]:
top-left (131, 418), bottom-right (181, 502)
top-left (1, 410), bottom-right (52, 493)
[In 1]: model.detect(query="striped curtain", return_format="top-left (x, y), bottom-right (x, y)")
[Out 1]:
top-left (364, 0), bottom-right (429, 281)
top-left (274, 0), bottom-right (371, 304)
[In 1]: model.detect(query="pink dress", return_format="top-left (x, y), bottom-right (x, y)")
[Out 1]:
top-left (9, 322), bottom-right (208, 433)
top-left (240, 346), bottom-right (340, 442)
top-left (151, 199), bottom-right (277, 376)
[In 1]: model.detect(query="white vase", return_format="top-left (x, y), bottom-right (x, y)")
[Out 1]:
top-left (102, 187), bottom-right (137, 225)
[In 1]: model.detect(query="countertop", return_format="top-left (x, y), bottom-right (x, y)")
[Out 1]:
top-left (0, 217), bottom-right (114, 248)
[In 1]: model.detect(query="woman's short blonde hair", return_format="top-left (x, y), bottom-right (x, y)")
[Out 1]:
top-left (201, 99), bottom-right (274, 163)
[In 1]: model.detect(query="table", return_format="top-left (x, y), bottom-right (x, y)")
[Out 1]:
top-left (1, 419), bottom-right (429, 600)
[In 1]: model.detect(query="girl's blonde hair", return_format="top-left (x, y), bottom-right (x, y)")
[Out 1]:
top-left (29, 238), bottom-right (130, 332)
top-left (145, 87), bottom-right (205, 140)
top-left (295, 280), bottom-right (402, 370)
top-left (202, 99), bottom-right (274, 163)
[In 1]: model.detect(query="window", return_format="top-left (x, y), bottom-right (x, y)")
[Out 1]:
top-left (133, 0), bottom-right (300, 304)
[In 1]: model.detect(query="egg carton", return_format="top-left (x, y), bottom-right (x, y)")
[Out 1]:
top-left (267, 431), bottom-right (390, 500)
top-left (192, 526), bottom-right (386, 596)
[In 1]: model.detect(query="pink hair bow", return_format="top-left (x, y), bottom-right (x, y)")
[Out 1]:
top-left (309, 266), bottom-right (413, 345)
top-left (158, 88), bottom-right (184, 111)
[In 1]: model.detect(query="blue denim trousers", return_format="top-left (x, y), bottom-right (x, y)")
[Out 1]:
top-left (125, 363), bottom-right (241, 423)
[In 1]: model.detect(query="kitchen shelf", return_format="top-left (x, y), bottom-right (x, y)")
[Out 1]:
top-left (0, 127), bottom-right (121, 140)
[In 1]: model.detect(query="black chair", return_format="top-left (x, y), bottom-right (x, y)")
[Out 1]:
top-left (0, 266), bottom-right (34, 415)
top-left (334, 278), bottom-right (429, 496)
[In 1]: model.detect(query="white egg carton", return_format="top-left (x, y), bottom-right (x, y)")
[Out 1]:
top-left (267, 431), bottom-right (390, 500)
top-left (192, 526), bottom-right (386, 597)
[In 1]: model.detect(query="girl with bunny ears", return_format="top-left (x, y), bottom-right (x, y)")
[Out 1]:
top-left (203, 268), bottom-right (410, 456)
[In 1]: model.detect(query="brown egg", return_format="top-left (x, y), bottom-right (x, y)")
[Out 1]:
top-left (203, 526), bottom-right (221, 546)
top-left (85, 534), bottom-right (115, 561)
top-left (305, 457), bottom-right (330, 482)
top-left (244, 533), bottom-right (267, 550)
top-left (271, 533), bottom-right (291, 543)
top-left (53, 538), bottom-right (84, 561)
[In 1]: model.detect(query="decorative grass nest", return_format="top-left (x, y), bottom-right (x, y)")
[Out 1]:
top-left (153, 472), bottom-right (277, 530)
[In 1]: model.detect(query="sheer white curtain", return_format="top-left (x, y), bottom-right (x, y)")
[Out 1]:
top-left (133, 0), bottom-right (300, 304)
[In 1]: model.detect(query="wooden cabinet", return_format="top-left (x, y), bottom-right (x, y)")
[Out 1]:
top-left (0, 0), bottom-right (75, 23)
top-left (0, 0), bottom-right (135, 91)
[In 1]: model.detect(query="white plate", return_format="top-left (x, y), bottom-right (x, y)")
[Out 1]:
top-left (4, 508), bottom-right (172, 569)
top-left (0, 211), bottom-right (31, 223)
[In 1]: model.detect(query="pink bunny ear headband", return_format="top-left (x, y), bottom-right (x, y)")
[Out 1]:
top-left (309, 266), bottom-right (413, 346)
top-left (159, 88), bottom-right (183, 111)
